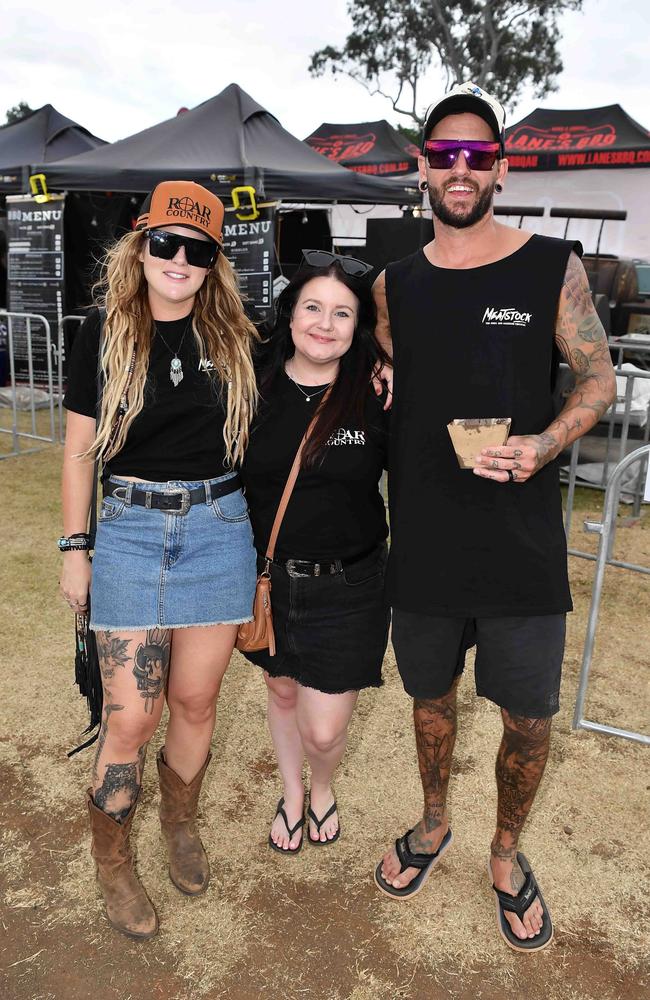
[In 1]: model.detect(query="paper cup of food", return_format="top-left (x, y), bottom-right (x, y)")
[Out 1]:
top-left (447, 418), bottom-right (511, 469)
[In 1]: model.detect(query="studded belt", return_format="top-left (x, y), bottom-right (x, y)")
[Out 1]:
top-left (104, 474), bottom-right (241, 516)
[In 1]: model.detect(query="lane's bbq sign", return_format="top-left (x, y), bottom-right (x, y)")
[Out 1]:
top-left (505, 108), bottom-right (650, 170)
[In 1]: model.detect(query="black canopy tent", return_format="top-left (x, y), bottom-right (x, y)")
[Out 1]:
top-left (505, 103), bottom-right (650, 172)
top-left (304, 120), bottom-right (419, 177)
top-left (502, 103), bottom-right (650, 260)
top-left (0, 104), bottom-right (106, 192)
top-left (36, 85), bottom-right (416, 204)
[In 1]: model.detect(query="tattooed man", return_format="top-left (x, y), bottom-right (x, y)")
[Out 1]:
top-left (372, 84), bottom-right (616, 951)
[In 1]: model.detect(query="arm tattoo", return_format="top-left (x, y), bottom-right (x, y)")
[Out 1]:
top-left (372, 271), bottom-right (393, 358)
top-left (133, 628), bottom-right (171, 714)
top-left (547, 253), bottom-right (617, 451)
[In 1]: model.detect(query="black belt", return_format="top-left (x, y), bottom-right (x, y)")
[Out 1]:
top-left (104, 474), bottom-right (241, 515)
top-left (266, 544), bottom-right (379, 578)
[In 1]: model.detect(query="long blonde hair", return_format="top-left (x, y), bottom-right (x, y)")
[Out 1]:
top-left (88, 229), bottom-right (259, 467)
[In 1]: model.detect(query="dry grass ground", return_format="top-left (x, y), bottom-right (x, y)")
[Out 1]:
top-left (1, 444), bottom-right (648, 1000)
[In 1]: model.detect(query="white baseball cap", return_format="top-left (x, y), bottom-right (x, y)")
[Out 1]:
top-left (421, 83), bottom-right (506, 155)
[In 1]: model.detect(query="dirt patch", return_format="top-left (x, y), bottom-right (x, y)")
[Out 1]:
top-left (1, 446), bottom-right (649, 1000)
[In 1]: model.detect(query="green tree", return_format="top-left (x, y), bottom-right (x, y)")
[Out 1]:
top-left (310, 0), bottom-right (583, 126)
top-left (395, 122), bottom-right (421, 145)
top-left (5, 101), bottom-right (34, 125)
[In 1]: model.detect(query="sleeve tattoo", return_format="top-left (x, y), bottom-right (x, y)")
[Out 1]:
top-left (549, 252), bottom-right (617, 450)
top-left (372, 270), bottom-right (392, 358)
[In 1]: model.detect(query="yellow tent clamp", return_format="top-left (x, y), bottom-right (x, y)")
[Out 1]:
top-left (29, 173), bottom-right (53, 203)
top-left (231, 185), bottom-right (259, 221)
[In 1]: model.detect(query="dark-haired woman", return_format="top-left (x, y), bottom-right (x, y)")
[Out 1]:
top-left (241, 252), bottom-right (391, 853)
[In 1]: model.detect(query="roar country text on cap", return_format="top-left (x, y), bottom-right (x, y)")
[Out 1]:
top-left (136, 180), bottom-right (224, 244)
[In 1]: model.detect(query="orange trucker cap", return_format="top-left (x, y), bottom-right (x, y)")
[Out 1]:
top-left (136, 180), bottom-right (224, 244)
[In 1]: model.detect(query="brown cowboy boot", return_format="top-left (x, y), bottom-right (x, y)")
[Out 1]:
top-left (157, 748), bottom-right (211, 895)
top-left (86, 789), bottom-right (158, 940)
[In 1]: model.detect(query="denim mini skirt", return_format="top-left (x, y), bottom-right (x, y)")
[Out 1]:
top-left (90, 472), bottom-right (257, 632)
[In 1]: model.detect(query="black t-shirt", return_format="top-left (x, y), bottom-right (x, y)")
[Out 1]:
top-left (385, 235), bottom-right (578, 617)
top-left (63, 308), bottom-right (229, 481)
top-left (241, 372), bottom-right (389, 561)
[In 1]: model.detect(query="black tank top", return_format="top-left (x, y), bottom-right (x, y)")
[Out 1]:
top-left (385, 234), bottom-right (579, 617)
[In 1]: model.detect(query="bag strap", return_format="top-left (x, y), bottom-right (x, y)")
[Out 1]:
top-left (264, 386), bottom-right (332, 563)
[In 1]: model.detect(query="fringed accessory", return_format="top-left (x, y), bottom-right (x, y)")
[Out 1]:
top-left (69, 603), bottom-right (103, 757)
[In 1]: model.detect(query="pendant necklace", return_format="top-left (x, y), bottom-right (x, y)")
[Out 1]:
top-left (155, 316), bottom-right (192, 387)
top-left (286, 365), bottom-right (332, 403)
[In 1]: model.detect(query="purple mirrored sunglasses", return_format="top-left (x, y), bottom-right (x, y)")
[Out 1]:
top-left (423, 140), bottom-right (501, 171)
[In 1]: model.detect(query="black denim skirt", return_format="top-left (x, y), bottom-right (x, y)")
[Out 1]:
top-left (242, 543), bottom-right (391, 693)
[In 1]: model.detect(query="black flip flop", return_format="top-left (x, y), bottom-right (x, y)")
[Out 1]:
top-left (374, 827), bottom-right (453, 899)
top-left (268, 797), bottom-right (304, 855)
top-left (488, 852), bottom-right (554, 952)
top-left (307, 799), bottom-right (340, 846)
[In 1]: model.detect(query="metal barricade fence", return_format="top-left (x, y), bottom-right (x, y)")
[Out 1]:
top-left (572, 443), bottom-right (650, 746)
top-left (0, 311), bottom-right (56, 460)
top-left (57, 315), bottom-right (86, 442)
top-left (562, 363), bottom-right (650, 550)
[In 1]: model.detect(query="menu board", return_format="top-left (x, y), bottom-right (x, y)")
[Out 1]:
top-left (6, 194), bottom-right (65, 382)
top-left (222, 205), bottom-right (275, 321)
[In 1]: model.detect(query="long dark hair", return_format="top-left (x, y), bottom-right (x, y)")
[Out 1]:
top-left (258, 261), bottom-right (390, 468)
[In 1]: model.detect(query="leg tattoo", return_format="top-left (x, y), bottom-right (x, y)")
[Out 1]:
top-left (95, 631), bottom-right (130, 679)
top-left (94, 762), bottom-right (140, 822)
top-left (92, 632), bottom-right (153, 818)
top-left (136, 741), bottom-right (148, 783)
top-left (133, 628), bottom-right (171, 714)
top-left (492, 712), bottom-right (552, 868)
top-left (408, 682), bottom-right (458, 852)
top-left (93, 632), bottom-right (129, 785)
top-left (92, 701), bottom-right (124, 786)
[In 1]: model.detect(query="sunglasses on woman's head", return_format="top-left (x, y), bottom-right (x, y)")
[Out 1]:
top-left (423, 140), bottom-right (501, 171)
top-left (145, 229), bottom-right (220, 269)
top-left (301, 248), bottom-right (373, 278)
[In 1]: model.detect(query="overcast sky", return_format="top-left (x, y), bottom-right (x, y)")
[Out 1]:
top-left (1, 0), bottom-right (646, 143)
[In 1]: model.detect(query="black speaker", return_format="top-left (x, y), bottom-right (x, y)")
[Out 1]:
top-left (360, 217), bottom-right (430, 273)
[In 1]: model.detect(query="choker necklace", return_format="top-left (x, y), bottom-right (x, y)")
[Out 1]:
top-left (286, 365), bottom-right (332, 403)
top-left (156, 316), bottom-right (192, 387)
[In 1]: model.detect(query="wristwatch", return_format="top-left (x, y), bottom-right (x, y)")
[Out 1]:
top-left (57, 533), bottom-right (91, 552)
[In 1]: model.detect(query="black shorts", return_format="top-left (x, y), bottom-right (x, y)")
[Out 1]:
top-left (243, 544), bottom-right (391, 694)
top-left (391, 610), bottom-right (566, 718)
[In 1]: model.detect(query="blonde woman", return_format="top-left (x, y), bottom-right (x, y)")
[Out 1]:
top-left (60, 181), bottom-right (258, 940)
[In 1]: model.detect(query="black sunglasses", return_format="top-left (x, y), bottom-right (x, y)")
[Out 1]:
top-left (145, 229), bottom-right (220, 269)
top-left (301, 248), bottom-right (373, 278)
